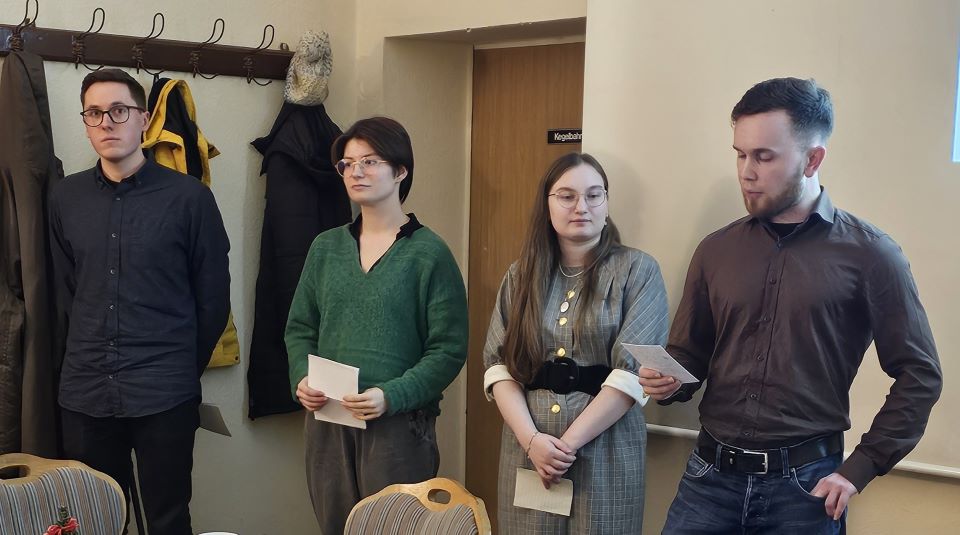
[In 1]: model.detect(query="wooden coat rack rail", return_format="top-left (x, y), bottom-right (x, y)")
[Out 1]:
top-left (0, 7), bottom-right (292, 82)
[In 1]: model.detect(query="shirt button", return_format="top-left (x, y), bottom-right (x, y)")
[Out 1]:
top-left (742, 431), bottom-right (752, 437)
top-left (556, 347), bottom-right (566, 357)
top-left (114, 196), bottom-right (121, 201)
top-left (108, 339), bottom-right (116, 347)
top-left (768, 278), bottom-right (777, 284)
top-left (558, 317), bottom-right (568, 326)
top-left (760, 316), bottom-right (770, 323)
top-left (108, 375), bottom-right (114, 379)
top-left (109, 268), bottom-right (116, 275)
top-left (111, 232), bottom-right (118, 238)
top-left (749, 393), bottom-right (758, 400)
top-left (108, 304), bottom-right (115, 310)
top-left (566, 290), bottom-right (576, 299)
top-left (560, 302), bottom-right (570, 313)
top-left (551, 404), bottom-right (561, 414)
top-left (757, 355), bottom-right (765, 361)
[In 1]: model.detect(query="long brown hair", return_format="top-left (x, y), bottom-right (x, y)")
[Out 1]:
top-left (502, 152), bottom-right (622, 383)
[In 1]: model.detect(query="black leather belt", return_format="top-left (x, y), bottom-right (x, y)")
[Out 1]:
top-left (697, 431), bottom-right (843, 475)
top-left (526, 357), bottom-right (611, 396)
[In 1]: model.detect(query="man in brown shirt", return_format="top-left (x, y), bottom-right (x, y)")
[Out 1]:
top-left (640, 77), bottom-right (942, 534)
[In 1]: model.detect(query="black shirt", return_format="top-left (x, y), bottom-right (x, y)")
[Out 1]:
top-left (663, 188), bottom-right (942, 491)
top-left (49, 159), bottom-right (230, 417)
top-left (348, 213), bottom-right (424, 272)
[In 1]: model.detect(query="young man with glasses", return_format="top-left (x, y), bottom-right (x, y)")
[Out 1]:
top-left (49, 68), bottom-right (230, 534)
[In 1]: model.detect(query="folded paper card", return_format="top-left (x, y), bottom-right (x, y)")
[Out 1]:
top-left (621, 344), bottom-right (699, 383)
top-left (308, 354), bottom-right (366, 429)
top-left (513, 468), bottom-right (573, 516)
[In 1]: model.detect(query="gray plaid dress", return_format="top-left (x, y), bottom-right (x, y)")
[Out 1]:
top-left (483, 247), bottom-right (669, 534)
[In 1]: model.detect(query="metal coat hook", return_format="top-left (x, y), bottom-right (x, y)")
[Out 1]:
top-left (10, 0), bottom-right (39, 51)
top-left (189, 17), bottom-right (224, 80)
top-left (73, 7), bottom-right (105, 72)
top-left (132, 12), bottom-right (165, 77)
top-left (243, 24), bottom-right (274, 86)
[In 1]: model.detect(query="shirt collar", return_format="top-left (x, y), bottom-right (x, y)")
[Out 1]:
top-left (749, 186), bottom-right (836, 227)
top-left (808, 186), bottom-right (836, 224)
top-left (348, 213), bottom-right (423, 241)
top-left (94, 157), bottom-right (157, 189)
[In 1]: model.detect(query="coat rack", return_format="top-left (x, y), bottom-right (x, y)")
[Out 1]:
top-left (0, 1), bottom-right (293, 83)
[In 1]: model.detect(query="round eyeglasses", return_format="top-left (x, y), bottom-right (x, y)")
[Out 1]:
top-left (335, 158), bottom-right (390, 177)
top-left (548, 187), bottom-right (608, 209)
top-left (80, 105), bottom-right (146, 127)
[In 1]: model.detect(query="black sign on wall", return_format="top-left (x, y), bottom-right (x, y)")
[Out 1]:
top-left (547, 128), bottom-right (582, 144)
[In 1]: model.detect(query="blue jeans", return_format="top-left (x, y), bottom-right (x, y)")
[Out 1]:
top-left (662, 449), bottom-right (845, 535)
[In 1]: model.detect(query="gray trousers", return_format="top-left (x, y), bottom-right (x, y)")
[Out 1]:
top-left (305, 409), bottom-right (440, 535)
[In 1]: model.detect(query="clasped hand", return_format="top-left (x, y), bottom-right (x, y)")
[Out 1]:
top-left (526, 433), bottom-right (576, 489)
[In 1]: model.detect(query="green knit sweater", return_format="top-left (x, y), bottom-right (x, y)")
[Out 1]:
top-left (285, 223), bottom-right (468, 416)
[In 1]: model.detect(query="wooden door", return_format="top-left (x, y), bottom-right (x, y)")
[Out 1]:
top-left (465, 43), bottom-right (585, 532)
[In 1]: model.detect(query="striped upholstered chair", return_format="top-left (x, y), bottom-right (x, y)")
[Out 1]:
top-left (0, 453), bottom-right (125, 535)
top-left (345, 478), bottom-right (491, 535)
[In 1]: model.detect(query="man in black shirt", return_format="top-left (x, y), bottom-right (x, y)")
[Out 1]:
top-left (640, 78), bottom-right (941, 534)
top-left (50, 68), bottom-right (230, 534)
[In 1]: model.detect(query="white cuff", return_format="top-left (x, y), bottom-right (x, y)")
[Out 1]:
top-left (483, 364), bottom-right (519, 401)
top-left (601, 369), bottom-right (649, 407)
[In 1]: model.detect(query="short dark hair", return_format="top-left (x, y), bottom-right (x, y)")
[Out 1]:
top-left (331, 117), bottom-right (415, 203)
top-left (731, 77), bottom-right (833, 144)
top-left (80, 68), bottom-right (146, 108)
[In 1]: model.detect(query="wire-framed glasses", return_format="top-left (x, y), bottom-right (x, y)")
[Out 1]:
top-left (548, 187), bottom-right (608, 208)
top-left (80, 105), bottom-right (146, 127)
top-left (335, 158), bottom-right (390, 177)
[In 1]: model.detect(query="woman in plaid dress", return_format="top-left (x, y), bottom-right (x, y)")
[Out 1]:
top-left (483, 152), bottom-right (669, 534)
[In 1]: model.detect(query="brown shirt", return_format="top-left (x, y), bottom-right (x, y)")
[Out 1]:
top-left (663, 188), bottom-right (942, 490)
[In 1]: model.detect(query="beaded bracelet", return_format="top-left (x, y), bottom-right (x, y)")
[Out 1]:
top-left (525, 431), bottom-right (541, 455)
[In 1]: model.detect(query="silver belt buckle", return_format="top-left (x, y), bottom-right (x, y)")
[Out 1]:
top-left (741, 449), bottom-right (769, 474)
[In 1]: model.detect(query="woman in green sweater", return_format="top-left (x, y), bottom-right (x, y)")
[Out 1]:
top-left (285, 117), bottom-right (469, 534)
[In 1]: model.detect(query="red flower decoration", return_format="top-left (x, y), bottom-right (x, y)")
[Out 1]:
top-left (47, 507), bottom-right (80, 534)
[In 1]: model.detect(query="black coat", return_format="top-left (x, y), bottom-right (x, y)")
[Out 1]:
top-left (247, 102), bottom-right (350, 418)
top-left (0, 51), bottom-right (64, 455)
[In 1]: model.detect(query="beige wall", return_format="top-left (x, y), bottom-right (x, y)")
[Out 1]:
top-left (583, 0), bottom-right (960, 532)
top-left (6, 0), bottom-right (960, 532)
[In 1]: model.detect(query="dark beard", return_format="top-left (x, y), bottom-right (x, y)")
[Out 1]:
top-left (744, 172), bottom-right (805, 220)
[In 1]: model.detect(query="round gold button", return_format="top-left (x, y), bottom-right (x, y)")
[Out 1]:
top-left (557, 347), bottom-right (566, 357)
top-left (566, 290), bottom-right (576, 299)
top-left (560, 302), bottom-right (569, 313)
top-left (558, 317), bottom-right (568, 326)
top-left (551, 404), bottom-right (561, 414)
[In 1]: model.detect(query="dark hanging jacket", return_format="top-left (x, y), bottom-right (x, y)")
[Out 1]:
top-left (247, 102), bottom-right (350, 418)
top-left (0, 51), bottom-right (64, 456)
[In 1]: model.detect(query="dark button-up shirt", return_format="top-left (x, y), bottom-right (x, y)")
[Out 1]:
top-left (663, 188), bottom-right (942, 490)
top-left (50, 159), bottom-right (230, 418)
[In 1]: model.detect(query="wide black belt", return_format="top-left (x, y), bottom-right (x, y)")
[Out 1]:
top-left (526, 357), bottom-right (611, 396)
top-left (697, 431), bottom-right (843, 475)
